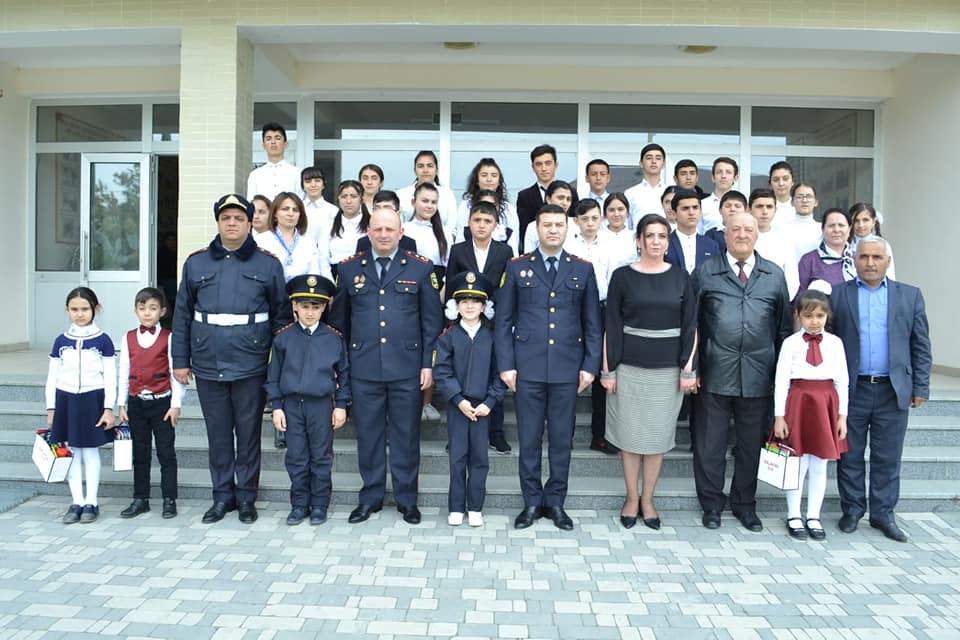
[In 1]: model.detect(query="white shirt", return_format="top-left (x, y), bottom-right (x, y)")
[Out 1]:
top-left (256, 229), bottom-right (330, 281)
top-left (584, 190), bottom-right (609, 206)
top-left (699, 193), bottom-right (723, 233)
top-left (117, 329), bottom-right (186, 409)
top-left (327, 215), bottom-right (365, 265)
top-left (403, 217), bottom-right (452, 266)
top-left (600, 226), bottom-right (637, 271)
top-left (624, 177), bottom-right (670, 224)
top-left (454, 199), bottom-right (520, 256)
top-left (563, 233), bottom-right (611, 302)
top-left (773, 200), bottom-right (797, 230)
top-left (246, 159), bottom-right (300, 201)
top-left (755, 229), bottom-right (800, 300)
top-left (726, 251), bottom-right (756, 279)
top-left (397, 183), bottom-right (458, 232)
top-left (303, 197), bottom-right (338, 245)
top-left (789, 216), bottom-right (823, 263)
top-left (675, 229), bottom-right (699, 274)
top-left (774, 330), bottom-right (849, 416)
top-left (460, 319), bottom-right (482, 340)
top-left (472, 241), bottom-right (490, 272)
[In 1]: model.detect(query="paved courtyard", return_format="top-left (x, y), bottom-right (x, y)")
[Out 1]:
top-left (0, 496), bottom-right (958, 640)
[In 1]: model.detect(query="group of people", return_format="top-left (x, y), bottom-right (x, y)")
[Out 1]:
top-left (42, 126), bottom-right (931, 543)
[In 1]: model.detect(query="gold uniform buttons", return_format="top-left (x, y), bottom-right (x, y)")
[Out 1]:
top-left (379, 305), bottom-right (385, 311)
top-left (548, 339), bottom-right (555, 345)
top-left (550, 307), bottom-right (556, 313)
top-left (379, 289), bottom-right (385, 295)
top-left (550, 292), bottom-right (556, 298)
top-left (549, 323), bottom-right (555, 329)
top-left (380, 337), bottom-right (387, 343)
top-left (379, 321), bottom-right (386, 327)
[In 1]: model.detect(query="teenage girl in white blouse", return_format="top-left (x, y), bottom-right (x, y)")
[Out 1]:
top-left (327, 180), bottom-right (370, 279)
top-left (404, 182), bottom-right (452, 290)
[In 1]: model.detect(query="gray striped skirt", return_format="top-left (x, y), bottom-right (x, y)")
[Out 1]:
top-left (605, 364), bottom-right (681, 455)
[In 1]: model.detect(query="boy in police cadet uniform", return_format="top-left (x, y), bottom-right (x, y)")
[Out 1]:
top-left (495, 204), bottom-right (603, 531)
top-left (327, 204), bottom-right (443, 525)
top-left (433, 271), bottom-right (505, 527)
top-left (172, 194), bottom-right (291, 525)
top-left (265, 274), bottom-right (351, 525)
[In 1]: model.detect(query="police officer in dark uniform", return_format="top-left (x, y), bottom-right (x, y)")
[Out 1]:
top-left (496, 204), bottom-right (602, 531)
top-left (172, 194), bottom-right (290, 525)
top-left (265, 274), bottom-right (351, 526)
top-left (328, 191), bottom-right (443, 525)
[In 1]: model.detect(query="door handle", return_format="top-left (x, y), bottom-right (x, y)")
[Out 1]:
top-left (81, 229), bottom-right (89, 281)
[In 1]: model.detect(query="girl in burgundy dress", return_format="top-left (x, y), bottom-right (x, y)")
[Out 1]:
top-left (773, 290), bottom-right (849, 541)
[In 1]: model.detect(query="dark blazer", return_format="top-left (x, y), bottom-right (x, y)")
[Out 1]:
top-left (516, 184), bottom-right (544, 254)
top-left (692, 252), bottom-right (792, 397)
top-left (446, 240), bottom-right (513, 300)
top-left (495, 251), bottom-right (602, 382)
top-left (704, 227), bottom-right (727, 255)
top-left (830, 279), bottom-right (931, 410)
top-left (665, 230), bottom-right (720, 273)
top-left (356, 235), bottom-right (417, 254)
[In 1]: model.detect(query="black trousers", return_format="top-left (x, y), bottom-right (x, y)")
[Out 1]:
top-left (195, 375), bottom-right (266, 504)
top-left (590, 303), bottom-right (607, 442)
top-left (127, 395), bottom-right (178, 500)
top-left (693, 391), bottom-right (771, 513)
top-left (281, 395), bottom-right (334, 509)
top-left (515, 379), bottom-right (578, 508)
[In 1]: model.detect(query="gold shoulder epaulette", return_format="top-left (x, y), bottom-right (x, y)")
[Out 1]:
top-left (274, 322), bottom-right (296, 335)
top-left (322, 323), bottom-right (344, 339)
top-left (405, 250), bottom-right (430, 264)
top-left (340, 252), bottom-right (364, 264)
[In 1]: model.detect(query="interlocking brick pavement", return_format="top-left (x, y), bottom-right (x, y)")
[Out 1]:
top-left (1, 497), bottom-right (958, 639)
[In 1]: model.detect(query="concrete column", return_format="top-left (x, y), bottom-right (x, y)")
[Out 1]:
top-left (177, 23), bottom-right (253, 263)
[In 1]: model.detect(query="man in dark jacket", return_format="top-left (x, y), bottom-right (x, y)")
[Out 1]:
top-left (691, 212), bottom-right (791, 533)
top-left (172, 194), bottom-right (291, 525)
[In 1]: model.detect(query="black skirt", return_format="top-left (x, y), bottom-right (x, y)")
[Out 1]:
top-left (51, 389), bottom-right (112, 448)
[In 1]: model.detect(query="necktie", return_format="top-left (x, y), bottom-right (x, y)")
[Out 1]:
top-left (803, 332), bottom-right (824, 366)
top-left (736, 261), bottom-right (748, 284)
top-left (139, 325), bottom-right (156, 335)
top-left (376, 256), bottom-right (390, 283)
top-left (546, 256), bottom-right (558, 286)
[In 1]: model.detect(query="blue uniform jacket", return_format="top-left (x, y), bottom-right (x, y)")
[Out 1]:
top-left (328, 250), bottom-right (443, 382)
top-left (495, 250), bottom-right (603, 383)
top-left (433, 323), bottom-right (505, 411)
top-left (172, 234), bottom-right (291, 381)
top-left (264, 322), bottom-right (351, 409)
top-left (665, 230), bottom-right (720, 272)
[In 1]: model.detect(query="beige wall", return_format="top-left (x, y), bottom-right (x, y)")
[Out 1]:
top-left (0, 63), bottom-right (30, 347)
top-left (881, 54), bottom-right (958, 369)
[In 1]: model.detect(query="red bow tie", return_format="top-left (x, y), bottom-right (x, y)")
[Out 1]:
top-left (139, 325), bottom-right (157, 335)
top-left (803, 332), bottom-right (823, 366)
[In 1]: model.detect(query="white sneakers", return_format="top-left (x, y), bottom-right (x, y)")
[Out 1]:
top-left (449, 511), bottom-right (484, 526)
top-left (421, 404), bottom-right (441, 421)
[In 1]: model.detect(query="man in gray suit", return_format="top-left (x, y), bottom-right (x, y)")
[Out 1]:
top-left (831, 236), bottom-right (931, 542)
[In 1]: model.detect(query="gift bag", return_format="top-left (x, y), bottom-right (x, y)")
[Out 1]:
top-left (113, 425), bottom-right (133, 472)
top-left (32, 430), bottom-right (73, 482)
top-left (758, 438), bottom-right (800, 490)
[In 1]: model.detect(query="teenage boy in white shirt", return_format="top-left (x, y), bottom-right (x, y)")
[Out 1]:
top-left (700, 157), bottom-right (738, 233)
top-left (246, 122), bottom-right (300, 200)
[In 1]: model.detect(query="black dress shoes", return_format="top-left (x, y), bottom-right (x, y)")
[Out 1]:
top-left (734, 510), bottom-right (763, 532)
top-left (238, 502), bottom-right (258, 523)
top-left (348, 503), bottom-right (382, 524)
top-left (489, 433), bottom-right (512, 454)
top-left (589, 439), bottom-right (620, 455)
top-left (870, 520), bottom-right (908, 542)
top-left (162, 498), bottom-right (177, 519)
top-left (838, 513), bottom-right (860, 533)
top-left (702, 510), bottom-right (721, 529)
top-left (120, 498), bottom-right (150, 519)
top-left (286, 506), bottom-right (307, 526)
top-left (544, 506), bottom-right (574, 531)
top-left (202, 501), bottom-right (237, 524)
top-left (398, 505), bottom-right (422, 525)
top-left (643, 517), bottom-right (662, 531)
top-left (619, 514), bottom-right (638, 529)
top-left (514, 506), bottom-right (542, 529)
top-left (310, 507), bottom-right (328, 525)
top-left (274, 429), bottom-right (286, 449)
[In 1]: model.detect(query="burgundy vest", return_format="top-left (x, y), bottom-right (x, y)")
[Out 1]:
top-left (126, 328), bottom-right (172, 396)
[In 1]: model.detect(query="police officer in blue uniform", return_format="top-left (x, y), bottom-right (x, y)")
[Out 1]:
top-left (172, 194), bottom-right (290, 525)
top-left (328, 193), bottom-right (443, 525)
top-left (496, 204), bottom-right (603, 531)
top-left (265, 274), bottom-right (351, 526)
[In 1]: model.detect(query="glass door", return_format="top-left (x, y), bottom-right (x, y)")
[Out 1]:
top-left (32, 154), bottom-right (156, 349)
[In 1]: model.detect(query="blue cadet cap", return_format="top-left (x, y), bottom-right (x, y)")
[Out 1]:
top-left (448, 271), bottom-right (494, 301)
top-left (213, 193), bottom-right (254, 221)
top-left (287, 274), bottom-right (336, 303)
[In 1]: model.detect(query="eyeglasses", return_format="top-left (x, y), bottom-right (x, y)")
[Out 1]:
top-left (793, 194), bottom-right (815, 201)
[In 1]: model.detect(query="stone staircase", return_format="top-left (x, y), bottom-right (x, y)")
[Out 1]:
top-left (1, 377), bottom-right (958, 513)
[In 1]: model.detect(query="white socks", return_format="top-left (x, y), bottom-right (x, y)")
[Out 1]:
top-left (67, 447), bottom-right (102, 506)
top-left (786, 454), bottom-right (828, 520)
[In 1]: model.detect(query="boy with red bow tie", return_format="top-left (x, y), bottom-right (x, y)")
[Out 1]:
top-left (117, 287), bottom-right (185, 519)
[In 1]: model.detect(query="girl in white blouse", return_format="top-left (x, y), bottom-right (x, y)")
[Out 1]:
top-left (454, 158), bottom-right (520, 255)
top-left (326, 180), bottom-right (370, 278)
top-left (404, 182), bottom-right (452, 291)
top-left (255, 192), bottom-right (330, 282)
top-left (773, 290), bottom-right (849, 541)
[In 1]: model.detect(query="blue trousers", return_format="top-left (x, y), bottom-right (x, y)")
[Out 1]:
top-left (447, 400), bottom-right (490, 512)
top-left (515, 380), bottom-right (578, 508)
top-left (281, 395), bottom-right (334, 509)
top-left (195, 375), bottom-right (265, 504)
top-left (837, 379), bottom-right (908, 524)
top-left (352, 377), bottom-right (421, 508)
